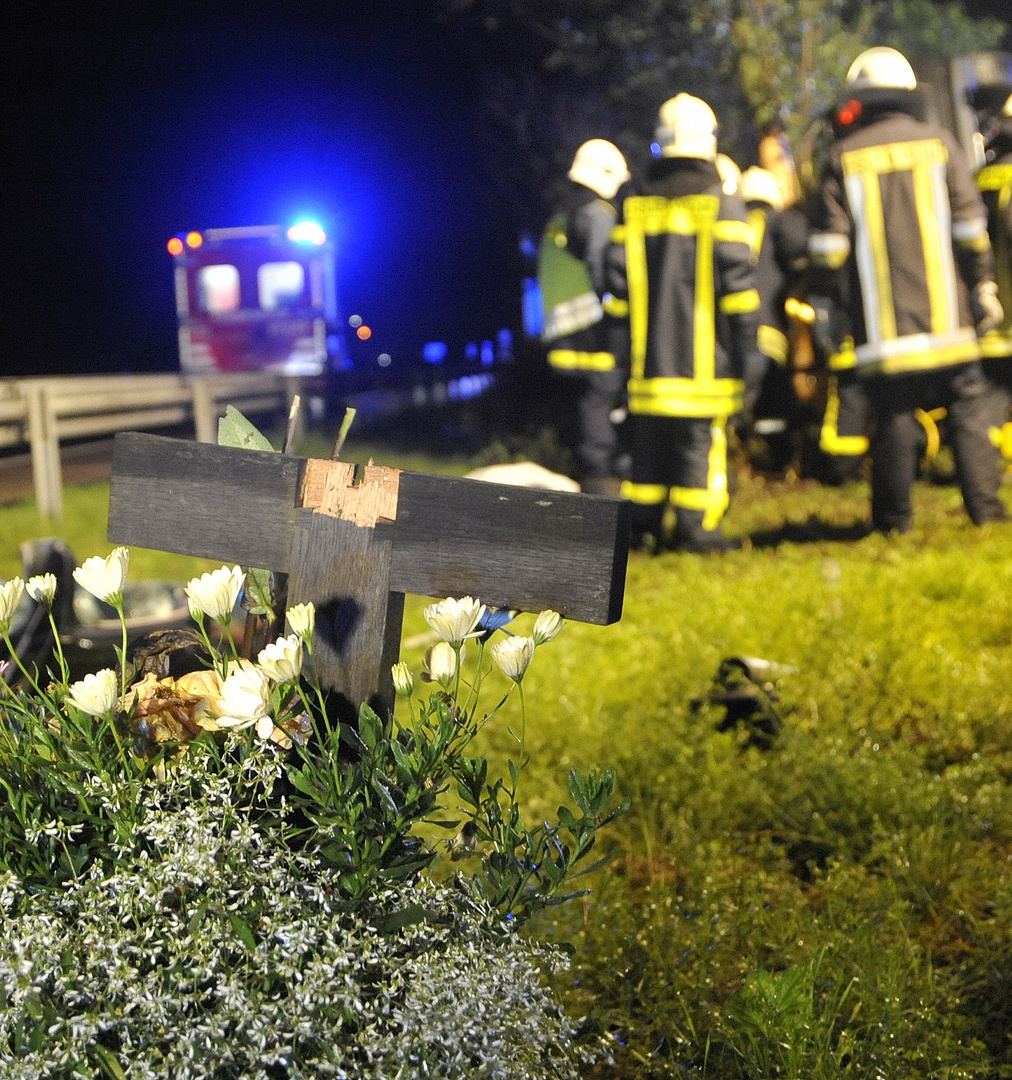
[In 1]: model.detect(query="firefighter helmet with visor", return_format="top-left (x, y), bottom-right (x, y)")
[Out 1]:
top-left (846, 46), bottom-right (917, 91)
top-left (654, 94), bottom-right (719, 162)
top-left (567, 139), bottom-right (631, 200)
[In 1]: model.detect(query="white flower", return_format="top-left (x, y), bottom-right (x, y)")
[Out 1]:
top-left (214, 660), bottom-right (272, 730)
top-left (0, 577), bottom-right (25, 633)
top-left (391, 661), bottom-right (414, 698)
top-left (532, 609), bottom-right (565, 645)
top-left (258, 635), bottom-right (303, 683)
top-left (491, 636), bottom-right (535, 683)
top-left (423, 596), bottom-right (487, 646)
top-left (67, 669), bottom-right (119, 716)
top-left (26, 573), bottom-right (57, 608)
top-left (73, 548), bottom-right (129, 606)
top-left (185, 565), bottom-right (245, 625)
top-left (422, 641), bottom-right (461, 689)
top-left (286, 602), bottom-right (316, 641)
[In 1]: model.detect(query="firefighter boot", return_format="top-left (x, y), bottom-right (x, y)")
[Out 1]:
top-left (669, 509), bottom-right (741, 553)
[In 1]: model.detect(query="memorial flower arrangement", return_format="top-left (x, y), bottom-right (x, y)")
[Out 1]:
top-left (0, 549), bottom-right (627, 1079)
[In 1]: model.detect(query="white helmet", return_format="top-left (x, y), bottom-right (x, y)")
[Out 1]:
top-left (846, 47), bottom-right (917, 91)
top-left (741, 166), bottom-right (785, 211)
top-left (716, 154), bottom-right (742, 196)
top-left (1003, 92), bottom-right (1012, 119)
top-left (654, 94), bottom-right (718, 161)
top-left (568, 139), bottom-right (631, 200)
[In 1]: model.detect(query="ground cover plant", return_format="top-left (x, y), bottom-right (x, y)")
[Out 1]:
top-left (0, 428), bottom-right (626, 1078)
top-left (3, 430), bottom-right (1012, 1077)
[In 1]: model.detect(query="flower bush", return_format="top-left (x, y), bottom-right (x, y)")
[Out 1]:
top-left (0, 557), bottom-right (627, 1078)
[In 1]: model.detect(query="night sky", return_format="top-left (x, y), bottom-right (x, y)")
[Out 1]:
top-left (4, 2), bottom-right (512, 377)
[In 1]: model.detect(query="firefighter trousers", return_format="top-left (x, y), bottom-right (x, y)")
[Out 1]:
top-left (866, 363), bottom-right (1008, 532)
top-left (552, 367), bottom-right (624, 482)
top-left (620, 414), bottom-right (730, 547)
top-left (819, 372), bottom-right (870, 485)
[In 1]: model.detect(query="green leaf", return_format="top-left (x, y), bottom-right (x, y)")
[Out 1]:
top-left (373, 903), bottom-right (449, 934)
top-left (217, 405), bottom-right (276, 452)
top-left (90, 1044), bottom-right (130, 1080)
top-left (568, 769), bottom-right (592, 814)
top-left (242, 566), bottom-right (275, 619)
top-left (228, 912), bottom-right (258, 951)
top-left (358, 706), bottom-right (380, 751)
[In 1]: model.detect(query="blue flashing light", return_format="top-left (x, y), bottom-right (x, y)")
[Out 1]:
top-left (650, 141), bottom-right (662, 158)
top-left (522, 278), bottom-right (544, 338)
top-left (519, 234), bottom-right (538, 258)
top-left (464, 342), bottom-right (479, 360)
top-left (423, 341), bottom-right (448, 364)
top-left (480, 340), bottom-right (494, 366)
top-left (287, 221), bottom-right (327, 245)
top-left (496, 328), bottom-right (513, 361)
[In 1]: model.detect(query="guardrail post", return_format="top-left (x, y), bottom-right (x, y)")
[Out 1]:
top-left (192, 378), bottom-right (215, 443)
top-left (24, 382), bottom-right (63, 519)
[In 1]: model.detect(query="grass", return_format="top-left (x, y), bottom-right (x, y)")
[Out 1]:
top-left (4, 430), bottom-right (1012, 1077)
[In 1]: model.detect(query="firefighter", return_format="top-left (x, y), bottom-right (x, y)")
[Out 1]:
top-left (608, 94), bottom-right (762, 552)
top-left (538, 139), bottom-right (632, 495)
top-left (740, 165), bottom-right (816, 470)
top-left (808, 46), bottom-right (1007, 532)
top-left (976, 90), bottom-right (1012, 461)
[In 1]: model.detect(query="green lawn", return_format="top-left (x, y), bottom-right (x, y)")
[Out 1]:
top-left (4, 442), bottom-right (1012, 1078)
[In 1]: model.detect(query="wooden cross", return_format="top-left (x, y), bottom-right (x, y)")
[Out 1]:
top-left (107, 432), bottom-right (630, 720)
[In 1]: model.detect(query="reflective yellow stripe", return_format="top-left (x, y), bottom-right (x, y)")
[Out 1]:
top-left (914, 407), bottom-right (946, 462)
top-left (620, 480), bottom-right (668, 505)
top-left (843, 139), bottom-right (948, 174)
top-left (785, 297), bottom-right (815, 323)
top-left (828, 337), bottom-right (857, 370)
top-left (990, 421), bottom-right (1012, 460)
top-left (864, 338), bottom-right (980, 375)
top-left (719, 288), bottom-right (760, 315)
top-left (610, 224), bottom-right (627, 242)
top-left (623, 201), bottom-right (651, 380)
top-left (957, 231), bottom-right (992, 253)
top-left (747, 207), bottom-right (767, 258)
top-left (861, 169), bottom-right (897, 339)
top-left (979, 331), bottom-right (1012, 358)
top-left (758, 324), bottom-right (789, 364)
top-left (627, 377), bottom-right (743, 417)
top-left (547, 349), bottom-right (616, 371)
top-left (695, 210), bottom-right (717, 381)
top-left (808, 232), bottom-right (850, 268)
top-left (819, 377), bottom-right (869, 456)
top-left (713, 219), bottom-right (755, 246)
top-left (976, 164), bottom-right (1012, 192)
top-left (669, 417), bottom-right (729, 529)
top-left (602, 295), bottom-right (629, 317)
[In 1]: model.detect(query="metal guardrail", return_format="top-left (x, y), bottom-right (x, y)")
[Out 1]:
top-left (0, 372), bottom-right (302, 519)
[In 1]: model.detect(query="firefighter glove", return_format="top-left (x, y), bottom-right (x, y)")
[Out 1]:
top-left (973, 281), bottom-right (1004, 335)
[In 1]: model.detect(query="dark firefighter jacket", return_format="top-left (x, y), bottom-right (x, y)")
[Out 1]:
top-left (808, 98), bottom-right (994, 378)
top-left (746, 201), bottom-right (810, 366)
top-left (607, 158), bottom-right (760, 417)
top-left (538, 180), bottom-right (618, 371)
top-left (977, 120), bottom-right (1012, 360)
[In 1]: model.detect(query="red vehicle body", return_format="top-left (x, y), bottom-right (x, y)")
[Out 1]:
top-left (167, 223), bottom-right (346, 376)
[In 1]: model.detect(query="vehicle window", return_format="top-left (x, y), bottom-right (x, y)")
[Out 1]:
top-left (197, 264), bottom-right (241, 314)
top-left (258, 261), bottom-right (305, 310)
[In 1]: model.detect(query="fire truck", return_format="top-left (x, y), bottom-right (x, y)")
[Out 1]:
top-left (166, 221), bottom-right (348, 377)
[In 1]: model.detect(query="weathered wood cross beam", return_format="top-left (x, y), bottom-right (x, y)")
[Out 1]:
top-left (108, 432), bottom-right (630, 718)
